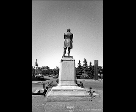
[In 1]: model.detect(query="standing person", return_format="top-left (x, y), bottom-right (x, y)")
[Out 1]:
top-left (43, 83), bottom-right (46, 96)
top-left (88, 87), bottom-right (93, 96)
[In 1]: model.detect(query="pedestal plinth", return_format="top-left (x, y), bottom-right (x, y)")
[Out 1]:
top-left (58, 56), bottom-right (76, 86)
top-left (46, 56), bottom-right (90, 99)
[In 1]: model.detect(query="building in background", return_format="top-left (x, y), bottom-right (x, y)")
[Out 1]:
top-left (35, 59), bottom-right (38, 76)
top-left (94, 60), bottom-right (98, 80)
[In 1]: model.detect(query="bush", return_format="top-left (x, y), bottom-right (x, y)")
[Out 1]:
top-left (32, 76), bottom-right (45, 81)
top-left (80, 73), bottom-right (90, 79)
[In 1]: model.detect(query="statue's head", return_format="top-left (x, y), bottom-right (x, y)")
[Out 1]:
top-left (67, 29), bottom-right (71, 32)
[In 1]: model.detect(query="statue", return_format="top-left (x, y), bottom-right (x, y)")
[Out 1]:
top-left (63, 29), bottom-right (73, 57)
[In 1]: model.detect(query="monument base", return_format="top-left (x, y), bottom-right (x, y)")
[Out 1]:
top-left (46, 85), bottom-right (91, 102)
top-left (46, 56), bottom-right (91, 101)
top-left (46, 85), bottom-right (90, 97)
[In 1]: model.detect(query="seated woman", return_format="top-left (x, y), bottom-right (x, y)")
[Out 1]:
top-left (79, 81), bottom-right (84, 88)
top-left (75, 80), bottom-right (84, 88)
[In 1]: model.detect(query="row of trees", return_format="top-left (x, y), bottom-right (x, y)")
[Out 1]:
top-left (32, 66), bottom-right (59, 77)
top-left (76, 58), bottom-right (103, 79)
top-left (32, 58), bottom-right (103, 80)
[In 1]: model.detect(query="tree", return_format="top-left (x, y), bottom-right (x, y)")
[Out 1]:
top-left (81, 58), bottom-right (89, 79)
top-left (54, 66), bottom-right (59, 75)
top-left (78, 60), bottom-right (82, 67)
top-left (83, 58), bottom-right (88, 68)
top-left (37, 67), bottom-right (42, 75)
top-left (98, 66), bottom-right (103, 79)
top-left (91, 65), bottom-right (95, 79)
top-left (88, 61), bottom-right (94, 79)
top-left (41, 66), bottom-right (50, 76)
top-left (88, 62), bottom-right (93, 73)
top-left (32, 66), bottom-right (35, 77)
top-left (76, 60), bottom-right (83, 79)
top-left (82, 58), bottom-right (89, 74)
top-left (80, 73), bottom-right (90, 79)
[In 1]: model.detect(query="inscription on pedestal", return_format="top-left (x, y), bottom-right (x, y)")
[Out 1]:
top-left (59, 58), bottom-right (75, 83)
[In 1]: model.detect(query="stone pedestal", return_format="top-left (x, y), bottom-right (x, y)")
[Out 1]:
top-left (46, 56), bottom-right (90, 98)
top-left (58, 56), bottom-right (76, 86)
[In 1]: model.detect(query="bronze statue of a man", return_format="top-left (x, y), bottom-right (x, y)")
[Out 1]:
top-left (63, 29), bottom-right (73, 57)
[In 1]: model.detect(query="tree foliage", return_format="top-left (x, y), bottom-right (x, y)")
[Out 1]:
top-left (76, 60), bottom-right (83, 79)
top-left (32, 58), bottom-right (103, 80)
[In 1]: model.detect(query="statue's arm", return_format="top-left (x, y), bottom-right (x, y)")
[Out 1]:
top-left (71, 34), bottom-right (73, 42)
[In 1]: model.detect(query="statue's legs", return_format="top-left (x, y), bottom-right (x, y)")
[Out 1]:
top-left (63, 48), bottom-right (67, 56)
top-left (68, 47), bottom-right (71, 56)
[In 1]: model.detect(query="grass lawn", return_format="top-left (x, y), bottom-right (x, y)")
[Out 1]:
top-left (77, 79), bottom-right (103, 90)
top-left (32, 79), bottom-right (103, 92)
top-left (32, 79), bottom-right (103, 112)
top-left (32, 95), bottom-right (103, 112)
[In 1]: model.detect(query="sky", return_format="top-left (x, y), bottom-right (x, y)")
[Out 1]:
top-left (32, 0), bottom-right (103, 69)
